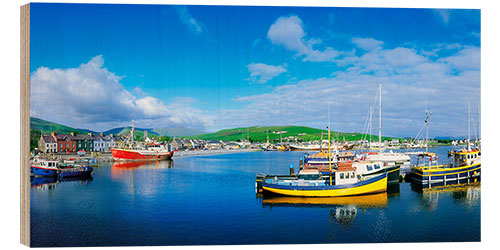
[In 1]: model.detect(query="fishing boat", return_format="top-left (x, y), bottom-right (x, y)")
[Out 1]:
top-left (110, 121), bottom-right (174, 161)
top-left (411, 150), bottom-right (480, 185)
top-left (289, 142), bottom-right (324, 151)
top-left (257, 103), bottom-right (388, 197)
top-left (257, 168), bottom-right (387, 197)
top-left (353, 160), bottom-right (400, 184)
top-left (411, 102), bottom-right (480, 185)
top-left (58, 165), bottom-right (94, 179)
top-left (30, 158), bottom-right (59, 177)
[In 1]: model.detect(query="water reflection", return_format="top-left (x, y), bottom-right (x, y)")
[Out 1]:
top-left (261, 193), bottom-right (388, 226)
top-left (261, 193), bottom-right (388, 208)
top-left (387, 183), bottom-right (400, 197)
top-left (30, 176), bottom-right (93, 191)
top-left (112, 159), bottom-right (174, 169)
top-left (411, 178), bottom-right (480, 211)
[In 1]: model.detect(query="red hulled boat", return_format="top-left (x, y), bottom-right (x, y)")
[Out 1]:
top-left (111, 121), bottom-right (174, 161)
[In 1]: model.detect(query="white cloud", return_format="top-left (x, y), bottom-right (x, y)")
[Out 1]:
top-left (219, 45), bottom-right (480, 138)
top-left (247, 63), bottom-right (287, 84)
top-left (30, 55), bottom-right (214, 131)
top-left (438, 46), bottom-right (480, 70)
top-left (175, 6), bottom-right (206, 35)
top-left (267, 15), bottom-right (343, 62)
top-left (352, 37), bottom-right (383, 51)
top-left (434, 9), bottom-right (451, 25)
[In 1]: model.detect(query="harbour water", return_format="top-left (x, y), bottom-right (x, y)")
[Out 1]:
top-left (30, 145), bottom-right (480, 246)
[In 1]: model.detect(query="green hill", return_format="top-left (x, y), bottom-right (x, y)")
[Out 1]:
top-left (30, 117), bottom-right (92, 134)
top-left (186, 126), bottom-right (399, 142)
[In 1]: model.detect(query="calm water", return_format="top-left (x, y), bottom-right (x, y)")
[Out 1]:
top-left (30, 146), bottom-right (480, 247)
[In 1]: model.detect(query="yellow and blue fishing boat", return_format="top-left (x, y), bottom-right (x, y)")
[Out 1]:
top-left (410, 149), bottom-right (480, 185)
top-left (257, 167), bottom-right (388, 197)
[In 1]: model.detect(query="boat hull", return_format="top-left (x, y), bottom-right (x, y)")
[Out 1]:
top-left (30, 166), bottom-right (58, 177)
top-left (262, 173), bottom-right (387, 197)
top-left (411, 163), bottom-right (481, 185)
top-left (59, 167), bottom-right (94, 179)
top-left (111, 148), bottom-right (174, 161)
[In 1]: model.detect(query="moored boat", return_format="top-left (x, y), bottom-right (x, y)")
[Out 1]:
top-left (411, 150), bottom-right (480, 185)
top-left (353, 160), bottom-right (400, 184)
top-left (58, 166), bottom-right (94, 179)
top-left (110, 121), bottom-right (174, 161)
top-left (30, 158), bottom-right (59, 177)
top-left (257, 168), bottom-right (387, 197)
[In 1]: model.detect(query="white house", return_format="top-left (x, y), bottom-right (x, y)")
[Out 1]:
top-left (38, 135), bottom-right (57, 153)
top-left (103, 136), bottom-right (116, 152)
top-left (93, 135), bottom-right (106, 152)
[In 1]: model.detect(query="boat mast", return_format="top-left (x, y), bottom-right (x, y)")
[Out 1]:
top-left (467, 101), bottom-right (471, 151)
top-left (378, 83), bottom-right (382, 152)
top-left (424, 106), bottom-right (431, 153)
top-left (328, 103), bottom-right (332, 186)
top-left (477, 100), bottom-right (481, 143)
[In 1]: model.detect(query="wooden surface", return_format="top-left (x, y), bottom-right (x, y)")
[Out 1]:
top-left (20, 3), bottom-right (30, 247)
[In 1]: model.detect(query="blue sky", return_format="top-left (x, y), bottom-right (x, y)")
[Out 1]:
top-left (30, 3), bottom-right (480, 138)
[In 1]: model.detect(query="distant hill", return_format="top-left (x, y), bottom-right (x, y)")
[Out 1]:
top-left (186, 126), bottom-right (399, 142)
top-left (30, 117), bottom-right (94, 134)
top-left (153, 127), bottom-right (205, 137)
top-left (30, 118), bottom-right (401, 142)
top-left (30, 117), bottom-right (204, 138)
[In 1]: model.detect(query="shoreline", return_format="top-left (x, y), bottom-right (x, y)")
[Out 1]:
top-left (172, 149), bottom-right (260, 158)
top-left (37, 149), bottom-right (262, 162)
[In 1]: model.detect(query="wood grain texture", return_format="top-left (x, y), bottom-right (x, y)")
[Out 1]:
top-left (20, 3), bottom-right (30, 247)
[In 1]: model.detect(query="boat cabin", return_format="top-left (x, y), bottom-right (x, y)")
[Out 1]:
top-left (353, 161), bottom-right (384, 175)
top-left (452, 149), bottom-right (481, 167)
top-left (297, 169), bottom-right (322, 180)
top-left (32, 157), bottom-right (59, 169)
top-left (334, 167), bottom-right (358, 185)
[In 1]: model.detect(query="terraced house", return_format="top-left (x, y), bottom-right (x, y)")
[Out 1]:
top-left (52, 133), bottom-right (76, 153)
top-left (73, 134), bottom-right (94, 152)
top-left (38, 135), bottom-right (57, 153)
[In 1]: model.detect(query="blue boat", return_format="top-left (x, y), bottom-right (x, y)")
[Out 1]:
top-left (58, 166), bottom-right (94, 179)
top-left (30, 158), bottom-right (59, 177)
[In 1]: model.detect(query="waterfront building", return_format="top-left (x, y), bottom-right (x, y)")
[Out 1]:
top-left (171, 138), bottom-right (184, 150)
top-left (226, 142), bottom-right (240, 149)
top-left (206, 140), bottom-right (223, 150)
top-left (73, 134), bottom-right (94, 152)
top-left (103, 136), bottom-right (115, 152)
top-left (38, 135), bottom-right (57, 153)
top-left (93, 135), bottom-right (106, 152)
top-left (52, 133), bottom-right (76, 153)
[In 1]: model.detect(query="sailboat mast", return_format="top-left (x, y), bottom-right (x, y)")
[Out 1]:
top-left (378, 83), bottom-right (382, 152)
top-left (328, 103), bottom-right (332, 186)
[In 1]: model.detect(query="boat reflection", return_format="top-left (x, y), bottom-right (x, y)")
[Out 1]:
top-left (262, 192), bottom-right (388, 208)
top-left (262, 193), bottom-right (387, 226)
top-left (31, 175), bottom-right (93, 191)
top-left (411, 178), bottom-right (480, 211)
top-left (387, 183), bottom-right (400, 197)
top-left (330, 205), bottom-right (358, 226)
top-left (112, 159), bottom-right (173, 169)
top-left (111, 160), bottom-right (173, 178)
